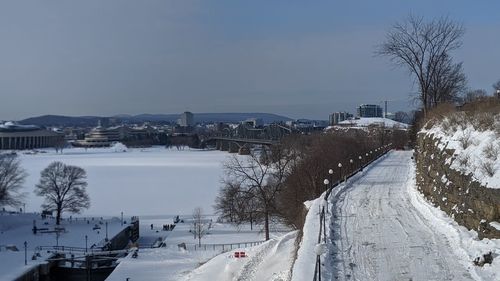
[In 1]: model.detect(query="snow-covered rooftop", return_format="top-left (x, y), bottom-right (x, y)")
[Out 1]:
top-left (338, 117), bottom-right (409, 129)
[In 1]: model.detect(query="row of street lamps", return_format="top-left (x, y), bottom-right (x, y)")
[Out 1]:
top-left (323, 144), bottom-right (392, 192)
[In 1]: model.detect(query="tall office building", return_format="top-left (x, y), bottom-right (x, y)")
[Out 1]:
top-left (178, 111), bottom-right (194, 127)
top-left (357, 104), bottom-right (383, 118)
top-left (329, 112), bottom-right (353, 125)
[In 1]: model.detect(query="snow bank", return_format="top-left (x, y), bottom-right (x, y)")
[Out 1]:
top-left (290, 194), bottom-right (323, 281)
top-left (111, 142), bottom-right (128, 152)
top-left (182, 231), bottom-right (298, 281)
top-left (408, 161), bottom-right (500, 280)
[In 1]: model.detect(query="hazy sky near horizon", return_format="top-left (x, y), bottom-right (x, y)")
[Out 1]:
top-left (1, 1), bottom-right (499, 120)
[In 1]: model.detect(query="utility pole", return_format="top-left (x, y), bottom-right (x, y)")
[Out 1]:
top-left (384, 100), bottom-right (388, 119)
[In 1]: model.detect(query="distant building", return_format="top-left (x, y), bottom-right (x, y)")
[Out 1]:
top-left (385, 112), bottom-right (396, 120)
top-left (287, 119), bottom-right (327, 133)
top-left (242, 118), bottom-right (263, 128)
top-left (329, 112), bottom-right (353, 125)
top-left (178, 112), bottom-right (194, 127)
top-left (0, 122), bottom-right (64, 150)
top-left (73, 126), bottom-right (123, 147)
top-left (357, 104), bottom-right (383, 118)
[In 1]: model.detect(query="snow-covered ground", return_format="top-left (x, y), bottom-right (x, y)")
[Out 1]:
top-left (107, 216), bottom-right (291, 281)
top-left (1, 146), bottom-right (236, 280)
top-left (338, 117), bottom-right (409, 128)
top-left (183, 231), bottom-right (297, 281)
top-left (323, 151), bottom-right (499, 280)
top-left (15, 146), bottom-right (229, 216)
top-left (0, 212), bottom-right (126, 280)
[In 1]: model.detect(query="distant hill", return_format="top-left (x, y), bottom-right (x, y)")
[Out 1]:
top-left (19, 113), bottom-right (293, 127)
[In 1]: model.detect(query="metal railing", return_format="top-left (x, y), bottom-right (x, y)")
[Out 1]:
top-left (313, 144), bottom-right (392, 281)
top-left (183, 240), bottom-right (266, 252)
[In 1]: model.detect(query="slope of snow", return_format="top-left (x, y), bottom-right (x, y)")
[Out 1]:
top-left (14, 147), bottom-right (229, 216)
top-left (408, 162), bottom-right (500, 281)
top-left (107, 219), bottom-right (291, 281)
top-left (182, 231), bottom-right (297, 281)
top-left (326, 151), bottom-right (488, 280)
top-left (338, 117), bottom-right (409, 128)
top-left (290, 195), bottom-right (323, 281)
top-left (422, 121), bottom-right (500, 189)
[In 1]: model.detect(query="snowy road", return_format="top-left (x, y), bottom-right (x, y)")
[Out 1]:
top-left (328, 151), bottom-right (474, 281)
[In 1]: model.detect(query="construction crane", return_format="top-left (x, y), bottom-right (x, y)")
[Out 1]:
top-left (379, 98), bottom-right (407, 119)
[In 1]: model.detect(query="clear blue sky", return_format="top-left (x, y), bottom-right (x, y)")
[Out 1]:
top-left (0, 1), bottom-right (499, 120)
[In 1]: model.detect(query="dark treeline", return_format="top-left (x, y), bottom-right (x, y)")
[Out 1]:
top-left (215, 127), bottom-right (408, 239)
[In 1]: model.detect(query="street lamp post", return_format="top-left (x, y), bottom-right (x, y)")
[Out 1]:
top-left (24, 241), bottom-right (27, 265)
top-left (85, 235), bottom-right (88, 253)
top-left (328, 169), bottom-right (334, 184)
top-left (105, 222), bottom-right (108, 241)
top-left (358, 156), bottom-right (362, 170)
top-left (121, 212), bottom-right (124, 226)
top-left (349, 159), bottom-right (354, 174)
top-left (323, 179), bottom-right (330, 213)
top-left (338, 163), bottom-right (343, 182)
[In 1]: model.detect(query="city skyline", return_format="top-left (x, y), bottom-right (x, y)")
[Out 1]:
top-left (1, 1), bottom-right (499, 120)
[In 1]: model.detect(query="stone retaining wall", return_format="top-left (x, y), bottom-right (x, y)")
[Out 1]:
top-left (415, 133), bottom-right (500, 239)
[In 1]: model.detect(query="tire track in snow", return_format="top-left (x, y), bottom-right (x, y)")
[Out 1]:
top-left (235, 240), bottom-right (278, 281)
top-left (328, 151), bottom-right (473, 281)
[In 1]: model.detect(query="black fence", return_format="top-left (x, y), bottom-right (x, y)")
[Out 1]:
top-left (313, 144), bottom-right (393, 281)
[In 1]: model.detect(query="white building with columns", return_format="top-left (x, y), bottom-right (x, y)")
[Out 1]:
top-left (0, 122), bottom-right (64, 150)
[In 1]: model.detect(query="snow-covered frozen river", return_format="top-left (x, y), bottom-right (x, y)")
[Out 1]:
top-left (18, 147), bottom-right (229, 217)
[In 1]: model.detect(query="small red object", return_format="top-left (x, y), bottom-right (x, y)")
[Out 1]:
top-left (234, 251), bottom-right (246, 258)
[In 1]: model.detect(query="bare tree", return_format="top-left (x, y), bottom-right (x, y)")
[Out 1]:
top-left (0, 153), bottom-right (27, 208)
top-left (35, 162), bottom-right (90, 225)
top-left (214, 181), bottom-right (242, 223)
top-left (192, 207), bottom-right (209, 246)
top-left (214, 182), bottom-right (261, 230)
top-left (464, 89), bottom-right (487, 103)
top-left (54, 138), bottom-right (67, 154)
top-left (377, 15), bottom-right (465, 115)
top-left (493, 79), bottom-right (500, 94)
top-left (394, 111), bottom-right (409, 123)
top-left (220, 145), bottom-right (295, 240)
top-left (429, 56), bottom-right (466, 106)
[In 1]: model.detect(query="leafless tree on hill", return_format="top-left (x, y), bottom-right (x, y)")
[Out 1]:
top-left (377, 15), bottom-right (465, 115)
top-left (464, 89), bottom-right (487, 103)
top-left (429, 56), bottom-right (467, 106)
top-left (493, 79), bottom-right (500, 94)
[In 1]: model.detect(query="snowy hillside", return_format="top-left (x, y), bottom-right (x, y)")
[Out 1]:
top-left (422, 113), bottom-right (500, 189)
top-left (338, 117), bottom-right (409, 128)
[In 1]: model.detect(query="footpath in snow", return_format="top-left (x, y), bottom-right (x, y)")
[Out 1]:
top-left (326, 151), bottom-right (498, 281)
